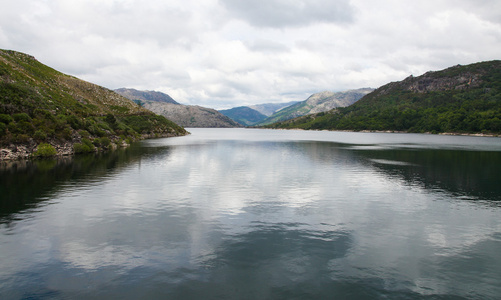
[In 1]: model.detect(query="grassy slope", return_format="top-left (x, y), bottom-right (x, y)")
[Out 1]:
top-left (0, 49), bottom-right (187, 158)
top-left (266, 61), bottom-right (501, 135)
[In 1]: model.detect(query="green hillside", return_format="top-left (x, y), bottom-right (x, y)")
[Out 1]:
top-left (266, 61), bottom-right (501, 135)
top-left (0, 49), bottom-right (187, 159)
top-left (219, 106), bottom-right (267, 126)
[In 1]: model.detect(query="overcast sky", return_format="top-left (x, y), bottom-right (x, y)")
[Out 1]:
top-left (1, 0), bottom-right (500, 109)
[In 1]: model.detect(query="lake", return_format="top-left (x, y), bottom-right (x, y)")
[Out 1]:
top-left (1, 128), bottom-right (501, 299)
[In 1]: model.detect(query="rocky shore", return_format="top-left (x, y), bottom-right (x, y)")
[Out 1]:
top-left (0, 131), bottom-right (185, 161)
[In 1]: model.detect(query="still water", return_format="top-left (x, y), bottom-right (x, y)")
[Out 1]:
top-left (1, 128), bottom-right (501, 299)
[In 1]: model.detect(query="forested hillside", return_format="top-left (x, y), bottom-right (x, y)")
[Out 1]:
top-left (266, 61), bottom-right (501, 135)
top-left (0, 50), bottom-right (187, 159)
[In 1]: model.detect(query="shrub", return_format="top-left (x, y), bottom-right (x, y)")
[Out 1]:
top-left (16, 120), bottom-right (35, 134)
top-left (7, 122), bottom-right (19, 134)
top-left (82, 138), bottom-right (95, 149)
top-left (79, 130), bottom-right (90, 138)
top-left (34, 129), bottom-right (47, 141)
top-left (93, 137), bottom-right (111, 148)
top-left (33, 109), bottom-right (56, 122)
top-left (0, 114), bottom-right (13, 124)
top-left (0, 123), bottom-right (6, 136)
top-left (14, 134), bottom-right (30, 143)
top-left (115, 123), bottom-right (130, 134)
top-left (101, 137), bottom-right (111, 147)
top-left (56, 127), bottom-right (73, 140)
top-left (33, 143), bottom-right (57, 157)
top-left (73, 138), bottom-right (95, 154)
top-left (105, 113), bottom-right (117, 127)
top-left (97, 121), bottom-right (111, 132)
top-left (73, 143), bottom-right (88, 154)
top-left (13, 113), bottom-right (31, 122)
top-left (66, 115), bottom-right (83, 130)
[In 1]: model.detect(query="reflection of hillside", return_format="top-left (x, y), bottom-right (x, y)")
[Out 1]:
top-left (2, 136), bottom-right (499, 225)
top-left (0, 145), bottom-right (171, 223)
top-left (359, 149), bottom-right (501, 202)
top-left (290, 141), bottom-right (501, 202)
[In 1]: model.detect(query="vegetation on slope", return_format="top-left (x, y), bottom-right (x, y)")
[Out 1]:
top-left (266, 61), bottom-right (501, 135)
top-left (219, 106), bottom-right (268, 126)
top-left (0, 49), bottom-right (187, 159)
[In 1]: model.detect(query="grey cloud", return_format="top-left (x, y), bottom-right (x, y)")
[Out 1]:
top-left (2, 0), bottom-right (500, 110)
top-left (246, 39), bottom-right (290, 53)
top-left (57, 3), bottom-right (197, 46)
top-left (220, 0), bottom-right (355, 28)
top-left (456, 0), bottom-right (501, 25)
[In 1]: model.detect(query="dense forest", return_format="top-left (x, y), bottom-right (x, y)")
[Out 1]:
top-left (266, 61), bottom-right (501, 135)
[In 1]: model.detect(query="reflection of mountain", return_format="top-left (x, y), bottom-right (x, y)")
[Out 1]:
top-left (290, 141), bottom-right (501, 203)
top-left (4, 137), bottom-right (499, 224)
top-left (2, 131), bottom-right (501, 299)
top-left (0, 145), bottom-right (168, 223)
top-left (356, 148), bottom-right (501, 202)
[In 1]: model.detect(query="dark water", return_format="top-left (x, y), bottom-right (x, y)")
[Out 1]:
top-left (1, 128), bottom-right (501, 299)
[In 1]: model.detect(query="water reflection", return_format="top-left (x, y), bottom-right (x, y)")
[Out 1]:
top-left (0, 145), bottom-right (170, 223)
top-left (1, 129), bottom-right (501, 299)
top-left (359, 148), bottom-right (501, 202)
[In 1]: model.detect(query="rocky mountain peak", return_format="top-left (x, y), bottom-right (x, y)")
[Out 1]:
top-left (115, 88), bottom-right (179, 104)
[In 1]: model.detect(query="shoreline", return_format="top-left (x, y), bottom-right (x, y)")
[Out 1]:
top-left (0, 131), bottom-right (187, 161)
top-left (267, 127), bottom-right (500, 138)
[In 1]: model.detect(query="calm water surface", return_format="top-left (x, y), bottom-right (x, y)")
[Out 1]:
top-left (1, 128), bottom-right (501, 299)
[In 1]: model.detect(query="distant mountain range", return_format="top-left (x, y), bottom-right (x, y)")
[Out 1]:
top-left (219, 89), bottom-right (373, 126)
top-left (218, 106), bottom-right (267, 126)
top-left (248, 102), bottom-right (300, 117)
top-left (115, 88), bottom-right (240, 128)
top-left (219, 101), bottom-right (298, 126)
top-left (256, 88), bottom-right (374, 125)
top-left (3, 49), bottom-right (498, 162)
top-left (266, 61), bottom-right (501, 135)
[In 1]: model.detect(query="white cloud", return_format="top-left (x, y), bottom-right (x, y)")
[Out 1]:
top-left (1, 0), bottom-right (500, 109)
top-left (219, 0), bottom-right (355, 28)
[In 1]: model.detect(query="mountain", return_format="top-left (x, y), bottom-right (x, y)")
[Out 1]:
top-left (219, 106), bottom-right (268, 126)
top-left (248, 101), bottom-right (299, 117)
top-left (116, 89), bottom-right (240, 128)
top-left (114, 88), bottom-right (179, 104)
top-left (139, 101), bottom-right (242, 128)
top-left (266, 61), bottom-right (501, 135)
top-left (219, 101), bottom-right (300, 126)
top-left (0, 49), bottom-right (187, 160)
top-left (257, 88), bottom-right (374, 125)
